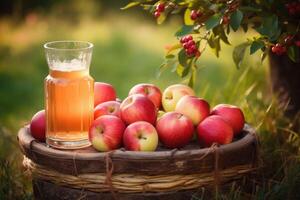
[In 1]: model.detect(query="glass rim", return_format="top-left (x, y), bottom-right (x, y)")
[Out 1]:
top-left (44, 40), bottom-right (93, 51)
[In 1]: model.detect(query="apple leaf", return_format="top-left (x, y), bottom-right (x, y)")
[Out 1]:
top-left (188, 66), bottom-right (197, 88)
top-left (165, 54), bottom-right (175, 59)
top-left (207, 34), bottom-right (221, 57)
top-left (176, 64), bottom-right (184, 77)
top-left (256, 15), bottom-right (281, 41)
top-left (175, 25), bottom-right (194, 37)
top-left (240, 6), bottom-right (262, 12)
top-left (241, 23), bottom-right (248, 33)
top-left (250, 40), bottom-right (264, 55)
top-left (213, 26), bottom-right (230, 45)
top-left (287, 46), bottom-right (300, 63)
top-left (176, 64), bottom-right (190, 78)
top-left (230, 9), bottom-right (243, 31)
top-left (205, 14), bottom-right (222, 30)
top-left (178, 49), bottom-right (189, 67)
top-left (261, 51), bottom-right (267, 63)
top-left (121, 2), bottom-right (140, 10)
top-left (233, 42), bottom-right (250, 68)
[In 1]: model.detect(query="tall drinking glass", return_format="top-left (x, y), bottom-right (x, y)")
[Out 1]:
top-left (44, 41), bottom-right (94, 149)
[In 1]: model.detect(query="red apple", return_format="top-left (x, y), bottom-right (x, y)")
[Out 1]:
top-left (128, 83), bottom-right (162, 109)
top-left (30, 110), bottom-right (46, 142)
top-left (156, 112), bottom-right (194, 148)
top-left (94, 82), bottom-right (117, 107)
top-left (120, 94), bottom-right (157, 125)
top-left (89, 115), bottom-right (125, 152)
top-left (175, 95), bottom-right (210, 125)
top-left (123, 121), bottom-right (158, 151)
top-left (162, 84), bottom-right (195, 112)
top-left (211, 104), bottom-right (245, 135)
top-left (94, 101), bottom-right (121, 119)
top-left (197, 115), bottom-right (233, 147)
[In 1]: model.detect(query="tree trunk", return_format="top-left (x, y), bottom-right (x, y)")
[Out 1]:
top-left (269, 52), bottom-right (300, 122)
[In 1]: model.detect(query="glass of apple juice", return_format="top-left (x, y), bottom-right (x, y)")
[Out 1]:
top-left (44, 41), bottom-right (94, 149)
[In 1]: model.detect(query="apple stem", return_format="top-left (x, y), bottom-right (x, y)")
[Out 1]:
top-left (177, 113), bottom-right (184, 119)
top-left (138, 134), bottom-right (147, 140)
top-left (165, 93), bottom-right (173, 100)
top-left (108, 107), bottom-right (115, 113)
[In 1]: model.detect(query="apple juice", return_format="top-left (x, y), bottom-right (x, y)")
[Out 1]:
top-left (45, 67), bottom-right (94, 149)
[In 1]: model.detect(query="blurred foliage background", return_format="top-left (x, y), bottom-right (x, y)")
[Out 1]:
top-left (2, 0), bottom-right (300, 199)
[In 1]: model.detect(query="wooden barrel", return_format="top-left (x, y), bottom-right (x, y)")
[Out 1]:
top-left (18, 124), bottom-right (259, 200)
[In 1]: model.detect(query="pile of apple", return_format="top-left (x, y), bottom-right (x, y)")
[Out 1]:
top-left (29, 82), bottom-right (245, 152)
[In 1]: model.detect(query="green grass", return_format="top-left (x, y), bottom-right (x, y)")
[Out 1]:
top-left (0, 5), bottom-right (300, 199)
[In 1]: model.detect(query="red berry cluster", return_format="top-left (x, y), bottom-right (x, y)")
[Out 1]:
top-left (271, 43), bottom-right (287, 56)
top-left (180, 35), bottom-right (201, 57)
top-left (190, 10), bottom-right (203, 20)
top-left (272, 34), bottom-right (300, 55)
top-left (154, 3), bottom-right (165, 18)
top-left (285, 2), bottom-right (300, 15)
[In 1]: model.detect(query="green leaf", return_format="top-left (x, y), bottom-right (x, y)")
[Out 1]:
top-left (230, 9), bottom-right (243, 32)
top-left (175, 25), bottom-right (194, 37)
top-left (205, 14), bottom-right (222, 30)
top-left (188, 66), bottom-right (196, 88)
top-left (176, 64), bottom-right (190, 78)
top-left (178, 49), bottom-right (189, 67)
top-left (261, 51), bottom-right (267, 63)
top-left (241, 23), bottom-right (248, 32)
top-left (219, 29), bottom-right (230, 45)
top-left (232, 42), bottom-right (250, 68)
top-left (213, 37), bottom-right (221, 57)
top-left (256, 15), bottom-right (281, 41)
top-left (213, 26), bottom-right (230, 45)
top-left (226, 24), bottom-right (230, 34)
top-left (207, 34), bottom-right (221, 57)
top-left (184, 8), bottom-right (194, 25)
top-left (141, 5), bottom-right (151, 11)
top-left (287, 46), bottom-right (300, 63)
top-left (271, 29), bottom-right (282, 41)
top-left (240, 6), bottom-right (262, 12)
top-left (121, 2), bottom-right (140, 10)
top-left (176, 64), bottom-right (184, 77)
top-left (207, 34), bottom-right (215, 48)
top-left (250, 40), bottom-right (264, 55)
top-left (165, 54), bottom-right (175, 59)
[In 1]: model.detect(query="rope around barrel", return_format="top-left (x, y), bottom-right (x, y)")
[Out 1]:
top-left (23, 156), bottom-right (256, 193)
